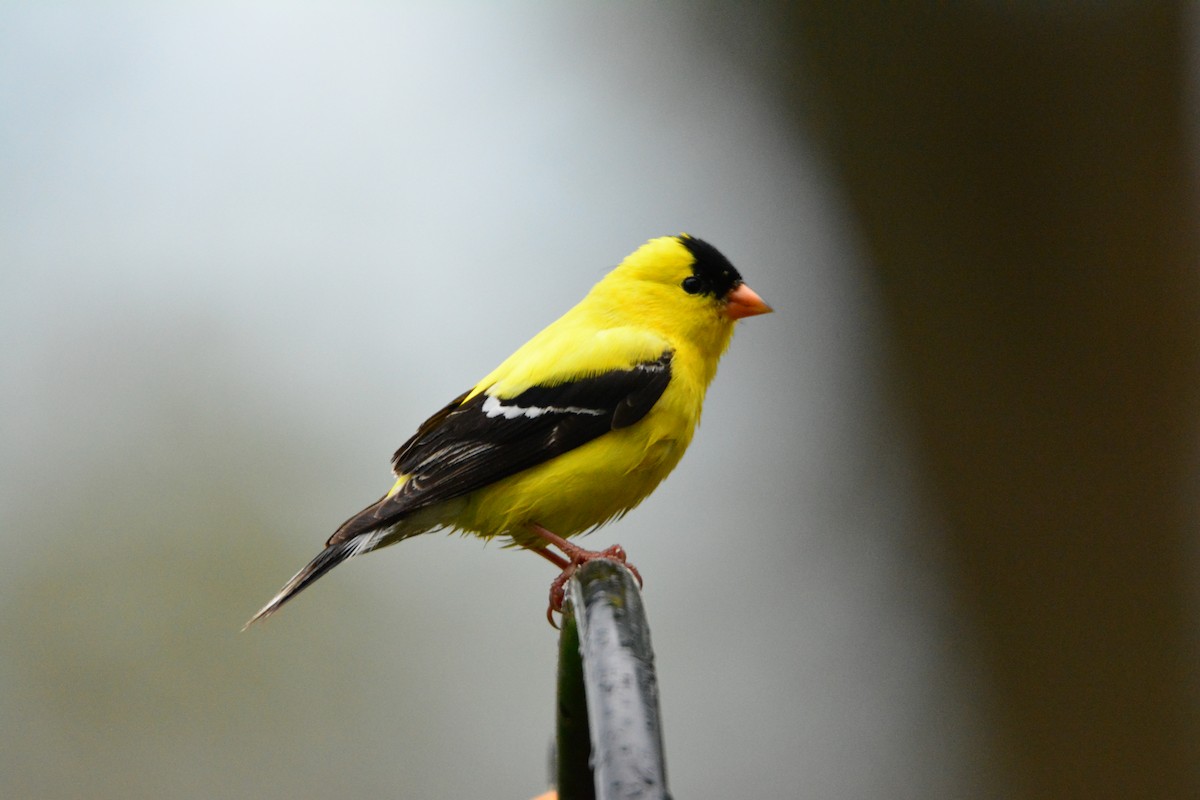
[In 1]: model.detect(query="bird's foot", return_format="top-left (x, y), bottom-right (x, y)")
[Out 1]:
top-left (527, 524), bottom-right (642, 628)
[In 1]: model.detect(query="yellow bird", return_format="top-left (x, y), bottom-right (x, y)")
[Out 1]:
top-left (247, 234), bottom-right (771, 626)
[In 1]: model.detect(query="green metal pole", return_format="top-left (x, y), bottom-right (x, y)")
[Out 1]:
top-left (555, 590), bottom-right (595, 799)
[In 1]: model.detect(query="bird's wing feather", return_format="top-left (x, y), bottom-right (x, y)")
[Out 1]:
top-left (470, 321), bottom-right (673, 399)
top-left (326, 350), bottom-right (673, 546)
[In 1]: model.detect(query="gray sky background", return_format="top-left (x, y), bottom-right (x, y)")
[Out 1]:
top-left (1, 6), bottom-right (985, 798)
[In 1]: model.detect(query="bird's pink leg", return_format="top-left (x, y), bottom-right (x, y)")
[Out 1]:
top-left (526, 544), bottom-right (570, 570)
top-left (525, 523), bottom-right (643, 627)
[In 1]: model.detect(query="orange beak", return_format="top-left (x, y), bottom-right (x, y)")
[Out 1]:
top-left (724, 283), bottom-right (773, 320)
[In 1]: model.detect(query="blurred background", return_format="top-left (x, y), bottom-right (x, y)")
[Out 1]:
top-left (2, 4), bottom-right (1195, 799)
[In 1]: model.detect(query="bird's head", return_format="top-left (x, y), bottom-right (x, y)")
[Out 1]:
top-left (595, 234), bottom-right (772, 355)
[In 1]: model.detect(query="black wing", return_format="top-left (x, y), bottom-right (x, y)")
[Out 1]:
top-left (326, 351), bottom-right (673, 545)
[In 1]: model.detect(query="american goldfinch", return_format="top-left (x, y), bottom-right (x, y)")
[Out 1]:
top-left (247, 234), bottom-right (771, 626)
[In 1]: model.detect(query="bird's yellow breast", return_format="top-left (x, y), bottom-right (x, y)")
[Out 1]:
top-left (452, 351), bottom-right (707, 546)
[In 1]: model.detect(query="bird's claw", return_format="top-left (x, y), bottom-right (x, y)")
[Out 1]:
top-left (546, 565), bottom-right (575, 628)
top-left (542, 542), bottom-right (642, 628)
top-left (598, 544), bottom-right (642, 587)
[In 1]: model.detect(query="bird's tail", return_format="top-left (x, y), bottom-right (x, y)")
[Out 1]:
top-left (243, 535), bottom-right (373, 629)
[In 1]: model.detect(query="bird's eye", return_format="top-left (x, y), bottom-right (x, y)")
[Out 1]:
top-left (681, 276), bottom-right (703, 295)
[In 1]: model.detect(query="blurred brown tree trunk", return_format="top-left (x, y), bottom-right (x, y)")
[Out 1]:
top-left (778, 5), bottom-right (1200, 798)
